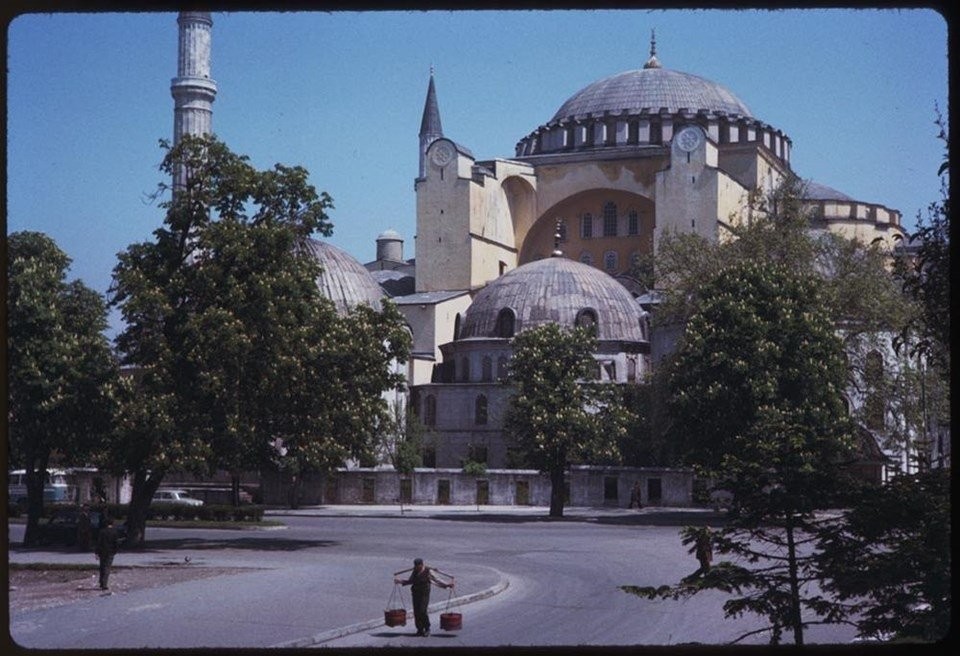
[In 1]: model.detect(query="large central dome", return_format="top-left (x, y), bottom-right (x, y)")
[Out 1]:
top-left (551, 67), bottom-right (752, 122)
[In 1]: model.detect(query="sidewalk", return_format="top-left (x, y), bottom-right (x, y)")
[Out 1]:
top-left (266, 503), bottom-right (720, 520)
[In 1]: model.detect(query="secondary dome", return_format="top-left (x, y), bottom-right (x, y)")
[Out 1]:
top-left (300, 238), bottom-right (385, 314)
top-left (459, 256), bottom-right (647, 342)
top-left (551, 67), bottom-right (753, 122)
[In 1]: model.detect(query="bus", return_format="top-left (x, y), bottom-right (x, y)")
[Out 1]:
top-left (7, 469), bottom-right (71, 505)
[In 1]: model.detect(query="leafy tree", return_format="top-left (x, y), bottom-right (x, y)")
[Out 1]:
top-left (622, 260), bottom-right (857, 645)
top-left (814, 468), bottom-right (950, 643)
top-left (108, 135), bottom-right (408, 542)
top-left (894, 109), bottom-right (950, 380)
top-left (504, 323), bottom-right (630, 517)
top-left (7, 231), bottom-right (117, 545)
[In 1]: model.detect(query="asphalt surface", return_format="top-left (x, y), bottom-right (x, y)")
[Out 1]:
top-left (6, 504), bottom-right (756, 650)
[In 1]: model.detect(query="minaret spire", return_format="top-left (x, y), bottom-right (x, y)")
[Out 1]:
top-left (171, 12), bottom-right (217, 192)
top-left (644, 28), bottom-right (662, 69)
top-left (418, 67), bottom-right (444, 180)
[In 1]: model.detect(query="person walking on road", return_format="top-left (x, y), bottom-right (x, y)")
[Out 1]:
top-left (95, 516), bottom-right (119, 592)
top-left (394, 558), bottom-right (454, 636)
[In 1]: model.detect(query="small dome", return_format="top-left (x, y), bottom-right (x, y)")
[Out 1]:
top-left (460, 256), bottom-right (647, 342)
top-left (803, 180), bottom-right (854, 202)
top-left (300, 238), bottom-right (385, 314)
top-left (551, 67), bottom-right (752, 122)
top-left (377, 228), bottom-right (403, 241)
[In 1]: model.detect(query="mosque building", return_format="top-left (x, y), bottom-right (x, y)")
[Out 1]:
top-left (171, 13), bottom-right (917, 502)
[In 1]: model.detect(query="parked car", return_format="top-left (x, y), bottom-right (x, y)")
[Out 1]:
top-left (36, 507), bottom-right (126, 547)
top-left (151, 489), bottom-right (203, 506)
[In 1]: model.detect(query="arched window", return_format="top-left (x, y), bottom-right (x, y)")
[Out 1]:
top-left (497, 356), bottom-right (509, 381)
top-left (604, 250), bottom-right (618, 272)
top-left (475, 395), bottom-right (488, 425)
top-left (460, 357), bottom-right (471, 382)
top-left (575, 308), bottom-right (598, 335)
top-left (603, 202), bottom-right (617, 236)
top-left (495, 308), bottom-right (516, 338)
top-left (453, 313), bottom-right (461, 340)
top-left (628, 210), bottom-right (639, 236)
top-left (424, 395), bottom-right (437, 426)
top-left (580, 251), bottom-right (593, 266)
top-left (481, 356), bottom-right (493, 382)
top-left (581, 213), bottom-right (593, 238)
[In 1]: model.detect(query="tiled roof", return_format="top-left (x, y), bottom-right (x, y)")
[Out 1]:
top-left (460, 256), bottom-right (647, 342)
top-left (299, 238), bottom-right (385, 314)
top-left (551, 67), bottom-right (752, 122)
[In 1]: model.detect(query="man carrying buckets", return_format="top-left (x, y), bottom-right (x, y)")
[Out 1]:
top-left (394, 558), bottom-right (454, 636)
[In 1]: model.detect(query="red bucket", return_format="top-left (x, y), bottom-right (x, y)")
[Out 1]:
top-left (440, 612), bottom-right (462, 631)
top-left (384, 608), bottom-right (407, 627)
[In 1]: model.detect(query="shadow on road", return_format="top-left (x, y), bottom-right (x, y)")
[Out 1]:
top-left (367, 631), bottom-right (457, 639)
top-left (427, 510), bottom-right (729, 527)
top-left (130, 536), bottom-right (341, 552)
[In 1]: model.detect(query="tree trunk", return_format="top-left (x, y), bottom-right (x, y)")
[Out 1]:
top-left (288, 474), bottom-right (301, 510)
top-left (22, 458), bottom-right (49, 547)
top-left (124, 470), bottom-right (164, 549)
top-left (785, 517), bottom-right (805, 646)
top-left (231, 472), bottom-right (241, 507)
top-left (549, 466), bottom-right (565, 518)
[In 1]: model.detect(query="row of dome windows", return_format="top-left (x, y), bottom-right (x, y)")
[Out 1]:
top-left (519, 116), bottom-right (789, 164)
top-left (555, 202), bottom-right (648, 239)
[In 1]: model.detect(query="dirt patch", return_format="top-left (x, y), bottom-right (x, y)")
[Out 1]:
top-left (8, 566), bottom-right (254, 613)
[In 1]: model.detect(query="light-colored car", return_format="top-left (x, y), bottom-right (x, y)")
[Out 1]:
top-left (152, 489), bottom-right (203, 506)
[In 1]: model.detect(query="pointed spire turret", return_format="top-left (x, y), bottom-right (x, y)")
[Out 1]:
top-left (418, 68), bottom-right (444, 180)
top-left (643, 29), bottom-right (662, 69)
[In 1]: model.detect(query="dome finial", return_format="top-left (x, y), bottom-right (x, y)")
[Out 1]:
top-left (644, 28), bottom-right (662, 69)
top-left (552, 220), bottom-right (564, 257)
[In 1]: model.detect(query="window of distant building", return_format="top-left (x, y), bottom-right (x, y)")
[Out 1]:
top-left (603, 202), bottom-right (617, 237)
top-left (604, 250), bottom-right (618, 272)
top-left (628, 210), bottom-right (639, 236)
top-left (575, 308), bottom-right (598, 336)
top-left (424, 395), bottom-right (437, 426)
top-left (497, 356), bottom-right (509, 381)
top-left (581, 213), bottom-right (593, 238)
top-left (475, 395), bottom-right (488, 425)
top-left (495, 308), bottom-right (516, 338)
top-left (461, 357), bottom-right (471, 382)
top-left (580, 252), bottom-right (593, 266)
top-left (481, 356), bottom-right (493, 382)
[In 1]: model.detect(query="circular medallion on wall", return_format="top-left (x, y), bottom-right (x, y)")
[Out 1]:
top-left (431, 141), bottom-right (455, 167)
top-left (675, 126), bottom-right (703, 153)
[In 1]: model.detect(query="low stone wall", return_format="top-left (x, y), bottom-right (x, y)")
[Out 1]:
top-left (261, 465), bottom-right (693, 508)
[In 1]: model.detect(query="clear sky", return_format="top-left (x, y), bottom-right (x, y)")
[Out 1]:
top-left (6, 8), bottom-right (949, 337)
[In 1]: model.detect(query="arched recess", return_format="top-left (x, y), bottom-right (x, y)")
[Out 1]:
top-left (517, 189), bottom-right (655, 270)
top-left (503, 175), bottom-right (537, 250)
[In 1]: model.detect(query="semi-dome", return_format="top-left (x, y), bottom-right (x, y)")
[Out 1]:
top-left (300, 238), bottom-right (385, 314)
top-left (459, 256), bottom-right (647, 342)
top-left (551, 67), bottom-right (752, 122)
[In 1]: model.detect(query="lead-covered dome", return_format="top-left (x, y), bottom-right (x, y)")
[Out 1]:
top-left (300, 238), bottom-right (385, 314)
top-left (552, 67), bottom-right (752, 122)
top-left (459, 256), bottom-right (647, 342)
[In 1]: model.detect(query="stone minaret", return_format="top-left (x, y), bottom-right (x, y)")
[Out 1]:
top-left (171, 12), bottom-right (217, 191)
top-left (418, 67), bottom-right (443, 181)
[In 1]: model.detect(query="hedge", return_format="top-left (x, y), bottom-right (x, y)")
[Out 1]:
top-left (8, 502), bottom-right (265, 523)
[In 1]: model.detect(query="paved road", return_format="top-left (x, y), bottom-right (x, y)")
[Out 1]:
top-left (7, 505), bottom-right (857, 649)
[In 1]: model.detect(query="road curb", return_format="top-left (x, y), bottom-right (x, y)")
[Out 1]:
top-left (270, 577), bottom-right (510, 648)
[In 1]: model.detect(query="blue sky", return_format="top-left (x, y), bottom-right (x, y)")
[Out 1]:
top-left (7, 9), bottom-right (948, 337)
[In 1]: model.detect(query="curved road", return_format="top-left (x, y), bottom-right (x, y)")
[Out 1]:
top-left (8, 508), bottom-right (857, 648)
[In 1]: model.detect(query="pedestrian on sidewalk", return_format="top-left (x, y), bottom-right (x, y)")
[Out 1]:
top-left (394, 558), bottom-right (454, 636)
top-left (95, 516), bottom-right (119, 591)
top-left (76, 505), bottom-right (92, 551)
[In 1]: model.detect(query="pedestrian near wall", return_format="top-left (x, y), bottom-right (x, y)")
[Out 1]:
top-left (76, 505), bottom-right (92, 551)
top-left (394, 558), bottom-right (454, 636)
top-left (95, 516), bottom-right (119, 591)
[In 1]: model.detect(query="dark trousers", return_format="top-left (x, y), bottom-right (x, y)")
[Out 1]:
top-left (98, 553), bottom-right (114, 589)
top-left (412, 589), bottom-right (431, 633)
